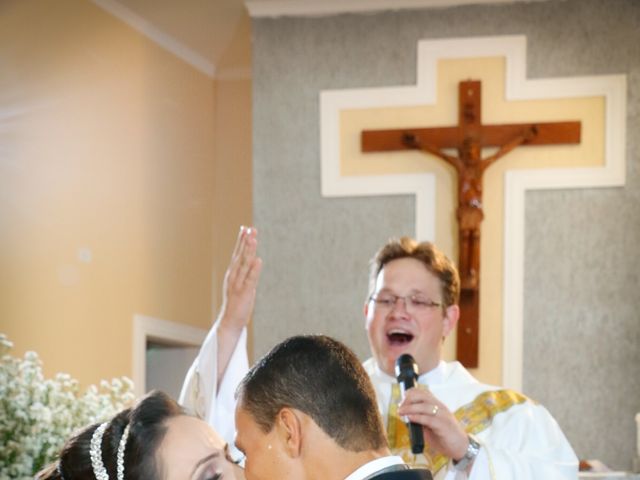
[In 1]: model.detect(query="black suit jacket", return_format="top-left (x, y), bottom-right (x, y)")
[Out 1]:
top-left (368, 468), bottom-right (433, 480)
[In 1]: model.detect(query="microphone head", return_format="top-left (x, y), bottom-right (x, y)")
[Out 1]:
top-left (395, 353), bottom-right (419, 381)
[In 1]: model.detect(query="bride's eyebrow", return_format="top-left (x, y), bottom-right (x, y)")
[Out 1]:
top-left (190, 452), bottom-right (220, 477)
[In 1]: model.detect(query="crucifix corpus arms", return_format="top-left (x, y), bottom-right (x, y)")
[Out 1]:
top-left (361, 80), bottom-right (581, 367)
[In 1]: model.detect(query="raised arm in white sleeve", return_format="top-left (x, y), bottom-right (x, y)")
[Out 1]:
top-left (179, 226), bottom-right (262, 447)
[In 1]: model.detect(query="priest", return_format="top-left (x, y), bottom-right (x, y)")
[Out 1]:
top-left (180, 227), bottom-right (578, 479)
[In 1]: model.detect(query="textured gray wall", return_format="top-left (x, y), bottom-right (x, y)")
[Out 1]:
top-left (252, 0), bottom-right (640, 470)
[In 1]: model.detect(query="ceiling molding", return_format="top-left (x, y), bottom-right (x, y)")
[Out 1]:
top-left (245, 0), bottom-right (520, 18)
top-left (91, 0), bottom-right (216, 78)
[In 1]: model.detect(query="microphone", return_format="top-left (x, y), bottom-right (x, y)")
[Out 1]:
top-left (395, 353), bottom-right (425, 454)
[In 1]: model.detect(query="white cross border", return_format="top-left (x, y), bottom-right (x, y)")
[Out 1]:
top-left (319, 35), bottom-right (626, 390)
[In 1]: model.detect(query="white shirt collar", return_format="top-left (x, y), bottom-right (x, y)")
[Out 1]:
top-left (344, 456), bottom-right (405, 480)
top-left (418, 360), bottom-right (445, 385)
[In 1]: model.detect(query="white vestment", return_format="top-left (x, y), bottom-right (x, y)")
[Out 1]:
top-left (364, 359), bottom-right (578, 480)
top-left (180, 331), bottom-right (578, 480)
top-left (178, 325), bottom-right (248, 448)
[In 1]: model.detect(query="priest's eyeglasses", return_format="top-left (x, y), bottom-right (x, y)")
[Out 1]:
top-left (369, 293), bottom-right (442, 312)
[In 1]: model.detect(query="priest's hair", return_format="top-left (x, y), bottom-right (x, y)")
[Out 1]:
top-left (370, 237), bottom-right (460, 307)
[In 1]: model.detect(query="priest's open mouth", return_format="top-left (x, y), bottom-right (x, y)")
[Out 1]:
top-left (387, 330), bottom-right (414, 345)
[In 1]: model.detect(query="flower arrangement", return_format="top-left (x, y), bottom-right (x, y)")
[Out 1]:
top-left (0, 333), bottom-right (135, 479)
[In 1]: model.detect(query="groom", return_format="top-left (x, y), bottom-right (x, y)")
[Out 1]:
top-left (234, 335), bottom-right (432, 480)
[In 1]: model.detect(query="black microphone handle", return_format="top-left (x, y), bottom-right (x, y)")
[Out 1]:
top-left (408, 421), bottom-right (425, 454)
top-left (401, 377), bottom-right (425, 454)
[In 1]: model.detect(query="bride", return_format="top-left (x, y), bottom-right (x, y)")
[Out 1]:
top-left (36, 390), bottom-right (244, 480)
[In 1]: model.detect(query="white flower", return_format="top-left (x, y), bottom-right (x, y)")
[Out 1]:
top-left (0, 335), bottom-right (135, 477)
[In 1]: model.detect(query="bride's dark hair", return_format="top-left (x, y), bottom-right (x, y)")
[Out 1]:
top-left (36, 390), bottom-right (183, 480)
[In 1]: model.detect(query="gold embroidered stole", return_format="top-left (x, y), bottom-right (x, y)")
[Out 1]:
top-left (387, 384), bottom-right (529, 475)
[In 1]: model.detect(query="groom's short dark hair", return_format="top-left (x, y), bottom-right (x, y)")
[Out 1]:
top-left (236, 335), bottom-right (387, 452)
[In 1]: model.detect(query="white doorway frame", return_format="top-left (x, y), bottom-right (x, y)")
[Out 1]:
top-left (132, 314), bottom-right (207, 398)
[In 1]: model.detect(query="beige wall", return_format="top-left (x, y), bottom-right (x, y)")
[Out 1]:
top-left (0, 0), bottom-right (252, 387)
top-left (212, 11), bottom-right (254, 354)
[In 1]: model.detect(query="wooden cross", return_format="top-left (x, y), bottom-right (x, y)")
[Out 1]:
top-left (361, 80), bottom-right (581, 368)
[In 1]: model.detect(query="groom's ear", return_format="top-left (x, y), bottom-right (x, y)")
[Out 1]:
top-left (275, 407), bottom-right (304, 458)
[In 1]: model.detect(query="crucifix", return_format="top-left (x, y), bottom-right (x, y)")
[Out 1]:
top-left (361, 80), bottom-right (581, 367)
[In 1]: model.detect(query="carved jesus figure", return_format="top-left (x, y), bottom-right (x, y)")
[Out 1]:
top-left (402, 127), bottom-right (538, 290)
